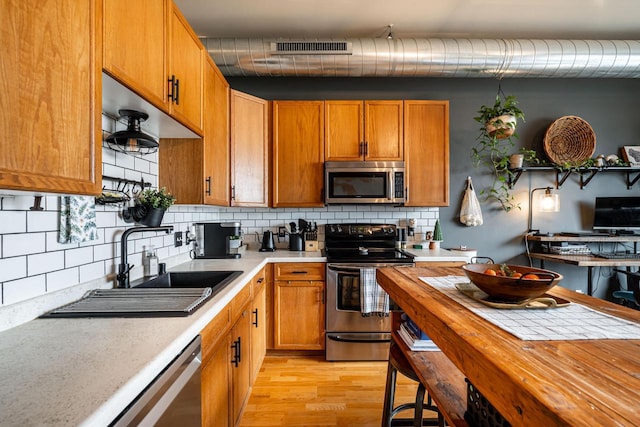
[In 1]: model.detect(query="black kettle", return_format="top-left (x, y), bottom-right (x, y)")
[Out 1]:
top-left (259, 231), bottom-right (276, 252)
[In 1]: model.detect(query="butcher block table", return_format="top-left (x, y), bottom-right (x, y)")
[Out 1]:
top-left (376, 266), bottom-right (640, 426)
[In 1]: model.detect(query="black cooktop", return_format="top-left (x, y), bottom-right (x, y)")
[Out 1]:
top-left (324, 223), bottom-right (414, 263)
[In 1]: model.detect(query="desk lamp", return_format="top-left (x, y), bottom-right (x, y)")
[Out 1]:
top-left (527, 187), bottom-right (560, 235)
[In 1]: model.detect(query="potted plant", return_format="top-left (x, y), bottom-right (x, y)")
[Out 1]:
top-left (135, 187), bottom-right (176, 227)
top-left (429, 219), bottom-right (443, 250)
top-left (472, 93), bottom-right (533, 212)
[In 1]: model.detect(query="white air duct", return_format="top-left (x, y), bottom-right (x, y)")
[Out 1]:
top-left (203, 38), bottom-right (640, 78)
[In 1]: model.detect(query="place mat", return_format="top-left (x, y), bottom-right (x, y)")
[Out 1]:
top-left (455, 282), bottom-right (571, 309)
top-left (420, 276), bottom-right (640, 341)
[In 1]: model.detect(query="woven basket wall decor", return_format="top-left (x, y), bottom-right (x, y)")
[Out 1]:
top-left (543, 116), bottom-right (596, 165)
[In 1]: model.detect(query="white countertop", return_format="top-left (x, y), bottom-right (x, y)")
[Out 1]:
top-left (0, 249), bottom-right (466, 426)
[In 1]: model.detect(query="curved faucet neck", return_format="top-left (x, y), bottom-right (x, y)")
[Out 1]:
top-left (117, 226), bottom-right (174, 288)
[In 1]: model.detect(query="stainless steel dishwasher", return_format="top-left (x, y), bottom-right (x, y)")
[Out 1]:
top-left (111, 336), bottom-right (202, 426)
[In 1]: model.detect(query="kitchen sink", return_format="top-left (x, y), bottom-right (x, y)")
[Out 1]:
top-left (131, 270), bottom-right (243, 289)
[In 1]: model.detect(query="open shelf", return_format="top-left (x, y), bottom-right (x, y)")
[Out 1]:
top-left (507, 166), bottom-right (640, 190)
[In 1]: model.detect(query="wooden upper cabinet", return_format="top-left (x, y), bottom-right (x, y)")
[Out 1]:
top-left (0, 0), bottom-right (101, 195)
top-left (272, 101), bottom-right (325, 207)
top-left (103, 0), bottom-right (203, 135)
top-left (203, 55), bottom-right (230, 206)
top-left (168, 3), bottom-right (203, 134)
top-left (404, 100), bottom-right (450, 207)
top-left (325, 100), bottom-right (403, 161)
top-left (230, 90), bottom-right (269, 207)
top-left (103, 0), bottom-right (167, 108)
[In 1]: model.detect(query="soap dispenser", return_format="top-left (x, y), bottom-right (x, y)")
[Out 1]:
top-left (143, 246), bottom-right (158, 277)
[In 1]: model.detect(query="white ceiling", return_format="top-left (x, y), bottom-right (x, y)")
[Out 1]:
top-left (175, 0), bottom-right (640, 40)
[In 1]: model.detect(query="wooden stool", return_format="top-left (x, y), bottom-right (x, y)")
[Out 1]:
top-left (382, 342), bottom-right (440, 427)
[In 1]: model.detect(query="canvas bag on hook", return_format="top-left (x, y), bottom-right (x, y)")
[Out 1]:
top-left (460, 176), bottom-right (483, 226)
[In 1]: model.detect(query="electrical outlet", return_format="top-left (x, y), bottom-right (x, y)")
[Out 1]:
top-left (174, 231), bottom-right (183, 247)
top-left (278, 226), bottom-right (287, 238)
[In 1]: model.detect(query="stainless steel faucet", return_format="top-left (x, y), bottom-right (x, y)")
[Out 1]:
top-left (117, 226), bottom-right (174, 288)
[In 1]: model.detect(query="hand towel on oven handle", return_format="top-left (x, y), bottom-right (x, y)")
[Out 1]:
top-left (359, 268), bottom-right (389, 317)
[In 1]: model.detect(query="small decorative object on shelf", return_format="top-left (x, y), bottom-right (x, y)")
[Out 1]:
top-left (123, 187), bottom-right (176, 227)
top-left (429, 219), bottom-right (443, 250)
top-left (622, 146), bottom-right (640, 167)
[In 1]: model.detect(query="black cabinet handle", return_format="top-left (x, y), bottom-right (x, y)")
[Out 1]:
top-left (236, 337), bottom-right (242, 363)
top-left (364, 142), bottom-right (369, 156)
top-left (252, 308), bottom-right (259, 327)
top-left (291, 271), bottom-right (308, 274)
top-left (257, 277), bottom-right (264, 283)
top-left (231, 185), bottom-right (236, 200)
top-left (174, 78), bottom-right (180, 105)
top-left (230, 339), bottom-right (239, 367)
top-left (205, 177), bottom-right (211, 196)
top-left (168, 75), bottom-right (177, 103)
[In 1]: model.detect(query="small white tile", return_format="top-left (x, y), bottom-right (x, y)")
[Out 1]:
top-left (134, 157), bottom-right (150, 173)
top-left (28, 251), bottom-right (65, 276)
top-left (1, 196), bottom-right (36, 211)
top-left (65, 246), bottom-right (94, 268)
top-left (0, 256), bottom-right (27, 282)
top-left (79, 261), bottom-right (105, 283)
top-left (95, 211), bottom-right (117, 228)
top-left (3, 233), bottom-right (46, 257)
top-left (0, 211), bottom-right (27, 234)
top-left (3, 275), bottom-right (46, 305)
top-left (27, 211), bottom-right (59, 232)
top-left (94, 242), bottom-right (116, 262)
top-left (115, 151), bottom-right (136, 169)
top-left (46, 268), bottom-right (80, 292)
top-left (46, 231), bottom-right (79, 252)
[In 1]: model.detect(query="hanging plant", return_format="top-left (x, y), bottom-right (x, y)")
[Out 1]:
top-left (471, 91), bottom-right (537, 212)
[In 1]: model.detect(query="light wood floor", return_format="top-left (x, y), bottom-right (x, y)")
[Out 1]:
top-left (239, 355), bottom-right (436, 426)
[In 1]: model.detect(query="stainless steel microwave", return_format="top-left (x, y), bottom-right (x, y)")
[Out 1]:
top-left (324, 161), bottom-right (405, 204)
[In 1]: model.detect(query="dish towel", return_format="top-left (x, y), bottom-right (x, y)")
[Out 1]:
top-left (58, 196), bottom-right (99, 244)
top-left (359, 268), bottom-right (389, 317)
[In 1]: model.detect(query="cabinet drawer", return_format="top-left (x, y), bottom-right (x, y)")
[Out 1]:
top-left (231, 284), bottom-right (251, 322)
top-left (274, 262), bottom-right (325, 281)
top-left (251, 267), bottom-right (267, 296)
top-left (201, 305), bottom-right (231, 363)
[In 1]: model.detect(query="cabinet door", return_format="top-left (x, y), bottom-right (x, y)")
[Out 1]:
top-left (231, 91), bottom-right (269, 207)
top-left (202, 334), bottom-right (231, 427)
top-left (168, 3), bottom-right (203, 134)
top-left (273, 280), bottom-right (325, 350)
top-left (364, 100), bottom-right (404, 160)
top-left (159, 138), bottom-right (204, 204)
top-left (404, 101), bottom-right (450, 206)
top-left (325, 100), bottom-right (364, 161)
top-left (203, 55), bottom-right (230, 206)
top-left (231, 305), bottom-right (252, 425)
top-left (103, 0), bottom-right (167, 109)
top-left (250, 277), bottom-right (267, 382)
top-left (272, 101), bottom-right (325, 207)
top-left (0, 0), bottom-right (101, 195)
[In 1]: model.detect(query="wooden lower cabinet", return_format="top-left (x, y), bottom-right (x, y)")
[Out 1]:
top-left (201, 334), bottom-right (231, 426)
top-left (201, 269), bottom-right (268, 426)
top-left (250, 270), bottom-right (268, 382)
top-left (273, 263), bottom-right (326, 350)
top-left (231, 304), bottom-right (252, 425)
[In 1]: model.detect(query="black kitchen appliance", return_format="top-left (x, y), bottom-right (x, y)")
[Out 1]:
top-left (259, 230), bottom-right (276, 252)
top-left (193, 222), bottom-right (242, 259)
top-left (324, 223), bottom-right (414, 361)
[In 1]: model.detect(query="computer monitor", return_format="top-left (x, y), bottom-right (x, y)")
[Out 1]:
top-left (593, 197), bottom-right (640, 234)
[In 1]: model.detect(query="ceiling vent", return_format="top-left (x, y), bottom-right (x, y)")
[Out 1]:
top-left (271, 41), bottom-right (352, 55)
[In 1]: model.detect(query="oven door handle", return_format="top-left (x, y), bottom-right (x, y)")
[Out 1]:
top-left (328, 264), bottom-right (363, 273)
top-left (327, 333), bottom-right (391, 344)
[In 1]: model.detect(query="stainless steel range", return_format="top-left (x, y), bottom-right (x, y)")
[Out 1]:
top-left (324, 223), bottom-right (414, 361)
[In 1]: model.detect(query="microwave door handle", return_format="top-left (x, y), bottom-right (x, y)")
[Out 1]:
top-left (387, 171), bottom-right (393, 201)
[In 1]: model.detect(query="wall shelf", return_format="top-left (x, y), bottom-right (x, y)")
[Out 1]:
top-left (507, 166), bottom-right (640, 190)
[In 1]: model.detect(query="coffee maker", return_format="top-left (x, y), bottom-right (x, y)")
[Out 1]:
top-left (193, 222), bottom-right (242, 259)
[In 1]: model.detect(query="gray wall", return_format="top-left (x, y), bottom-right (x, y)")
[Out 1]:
top-left (229, 77), bottom-right (640, 299)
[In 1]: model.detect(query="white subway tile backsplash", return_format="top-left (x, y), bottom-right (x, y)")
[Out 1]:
top-left (96, 211), bottom-right (117, 228)
top-left (64, 247), bottom-right (94, 268)
top-left (27, 211), bottom-right (59, 232)
top-left (0, 256), bottom-right (27, 282)
top-left (28, 251), bottom-right (64, 276)
top-left (46, 231), bottom-right (78, 252)
top-left (0, 211), bottom-right (27, 234)
top-left (46, 267), bottom-right (80, 292)
top-left (94, 242), bottom-right (116, 261)
top-left (3, 233), bottom-right (46, 257)
top-left (115, 151), bottom-right (136, 169)
top-left (1, 196), bottom-right (37, 211)
top-left (3, 275), bottom-right (46, 305)
top-left (79, 261), bottom-right (105, 283)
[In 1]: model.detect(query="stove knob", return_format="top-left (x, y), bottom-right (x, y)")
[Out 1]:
top-left (336, 225), bottom-right (342, 233)
top-left (328, 225), bottom-right (336, 233)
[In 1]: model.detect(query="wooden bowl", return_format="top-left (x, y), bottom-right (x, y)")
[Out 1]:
top-left (462, 264), bottom-right (563, 302)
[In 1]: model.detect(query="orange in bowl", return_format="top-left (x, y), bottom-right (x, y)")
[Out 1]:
top-left (462, 263), bottom-right (563, 302)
